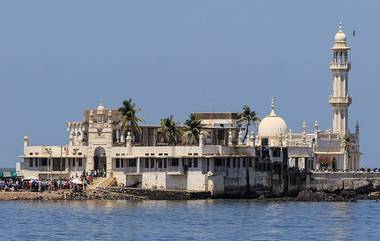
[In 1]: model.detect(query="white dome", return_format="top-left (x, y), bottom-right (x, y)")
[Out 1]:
top-left (334, 32), bottom-right (346, 42)
top-left (258, 99), bottom-right (288, 137)
top-left (97, 100), bottom-right (105, 112)
top-left (334, 22), bottom-right (346, 42)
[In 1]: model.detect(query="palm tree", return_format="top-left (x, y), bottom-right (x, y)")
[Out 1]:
top-left (157, 116), bottom-right (182, 146)
top-left (343, 134), bottom-right (351, 170)
top-left (237, 105), bottom-right (261, 143)
top-left (183, 113), bottom-right (204, 145)
top-left (117, 98), bottom-right (143, 139)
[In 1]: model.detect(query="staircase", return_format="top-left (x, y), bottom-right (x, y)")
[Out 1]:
top-left (88, 177), bottom-right (117, 189)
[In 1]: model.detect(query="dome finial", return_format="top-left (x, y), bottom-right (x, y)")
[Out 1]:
top-left (339, 21), bottom-right (343, 32)
top-left (270, 97), bottom-right (276, 116)
top-left (97, 99), bottom-right (105, 112)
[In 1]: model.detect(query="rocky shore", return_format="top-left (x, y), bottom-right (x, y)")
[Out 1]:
top-left (0, 184), bottom-right (379, 202)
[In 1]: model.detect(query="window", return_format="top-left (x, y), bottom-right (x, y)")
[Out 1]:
top-left (34, 158), bottom-right (38, 167)
top-left (29, 159), bottom-right (33, 167)
top-left (121, 159), bottom-right (124, 168)
top-left (41, 158), bottom-right (48, 166)
top-left (261, 138), bottom-right (269, 146)
top-left (128, 159), bottom-right (137, 167)
top-left (233, 158), bottom-right (236, 168)
top-left (272, 148), bottom-right (281, 158)
top-left (227, 159), bottom-right (231, 168)
top-left (97, 115), bottom-right (104, 123)
top-left (163, 159), bottom-right (167, 168)
top-left (72, 159), bottom-right (76, 167)
top-left (215, 158), bottom-right (224, 167)
top-left (116, 159), bottom-right (120, 168)
top-left (78, 158), bottom-right (82, 167)
top-left (145, 159), bottom-right (149, 168)
top-left (150, 159), bottom-right (154, 168)
top-left (243, 159), bottom-right (246, 167)
top-left (193, 159), bottom-right (198, 168)
top-left (249, 158), bottom-right (253, 167)
top-left (171, 159), bottom-right (179, 166)
top-left (237, 159), bottom-right (240, 168)
top-left (158, 160), bottom-right (162, 168)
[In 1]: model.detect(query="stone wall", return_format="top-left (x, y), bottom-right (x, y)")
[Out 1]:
top-left (287, 172), bottom-right (380, 194)
top-left (308, 172), bottom-right (380, 192)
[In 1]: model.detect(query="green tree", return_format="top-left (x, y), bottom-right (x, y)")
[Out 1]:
top-left (183, 113), bottom-right (204, 145)
top-left (237, 105), bottom-right (261, 143)
top-left (117, 98), bottom-right (143, 137)
top-left (157, 116), bottom-right (182, 146)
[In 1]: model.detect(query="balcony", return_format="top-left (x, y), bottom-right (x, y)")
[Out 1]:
top-left (329, 96), bottom-right (352, 105)
top-left (330, 63), bottom-right (351, 70)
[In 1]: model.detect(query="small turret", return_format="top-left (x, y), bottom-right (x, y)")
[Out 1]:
top-left (23, 136), bottom-right (30, 147)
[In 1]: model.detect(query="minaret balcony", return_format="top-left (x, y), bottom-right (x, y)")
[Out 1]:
top-left (330, 63), bottom-right (351, 70)
top-left (329, 96), bottom-right (352, 105)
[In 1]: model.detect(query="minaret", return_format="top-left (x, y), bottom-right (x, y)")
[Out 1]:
top-left (329, 22), bottom-right (351, 136)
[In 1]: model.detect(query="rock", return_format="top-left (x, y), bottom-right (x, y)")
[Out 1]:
top-left (296, 190), bottom-right (355, 202)
top-left (355, 183), bottom-right (374, 195)
top-left (369, 191), bottom-right (380, 199)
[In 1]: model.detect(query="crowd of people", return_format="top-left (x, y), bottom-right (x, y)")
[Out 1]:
top-left (0, 171), bottom-right (97, 192)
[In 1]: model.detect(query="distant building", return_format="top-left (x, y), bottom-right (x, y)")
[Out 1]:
top-left (17, 23), bottom-right (360, 193)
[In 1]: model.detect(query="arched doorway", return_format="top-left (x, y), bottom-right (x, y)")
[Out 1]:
top-left (94, 146), bottom-right (106, 177)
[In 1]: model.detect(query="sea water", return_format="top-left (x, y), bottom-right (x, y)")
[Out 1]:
top-left (1, 199), bottom-right (379, 241)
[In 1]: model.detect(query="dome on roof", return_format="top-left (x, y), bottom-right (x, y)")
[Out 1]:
top-left (258, 98), bottom-right (288, 137)
top-left (334, 22), bottom-right (346, 42)
top-left (97, 100), bottom-right (105, 112)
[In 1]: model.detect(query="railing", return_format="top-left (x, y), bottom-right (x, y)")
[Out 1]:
top-left (125, 167), bottom-right (137, 173)
top-left (166, 166), bottom-right (183, 172)
top-left (329, 96), bottom-right (352, 104)
top-left (315, 147), bottom-right (342, 153)
top-left (330, 63), bottom-right (351, 69)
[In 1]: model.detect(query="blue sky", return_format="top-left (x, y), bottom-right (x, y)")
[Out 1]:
top-left (0, 1), bottom-right (378, 167)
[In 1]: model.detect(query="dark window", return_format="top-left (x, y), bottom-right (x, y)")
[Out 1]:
top-left (116, 158), bottom-right (120, 168)
top-left (227, 159), bottom-right (231, 168)
top-left (237, 159), bottom-right (240, 168)
top-left (158, 160), bottom-right (162, 168)
top-left (72, 159), bottom-right (76, 167)
top-left (129, 159), bottom-right (137, 167)
top-left (261, 138), bottom-right (269, 146)
top-left (41, 158), bottom-right (48, 166)
top-left (249, 158), bottom-right (253, 167)
top-left (233, 158), bottom-right (236, 168)
top-left (79, 158), bottom-right (82, 167)
top-left (272, 148), bottom-right (281, 158)
top-left (215, 158), bottom-right (224, 167)
top-left (243, 159), bottom-right (246, 167)
top-left (193, 159), bottom-right (198, 168)
top-left (150, 159), bottom-right (154, 168)
top-left (29, 159), bottom-right (33, 167)
top-left (163, 159), bottom-right (167, 168)
top-left (145, 159), bottom-right (149, 168)
top-left (171, 159), bottom-right (179, 166)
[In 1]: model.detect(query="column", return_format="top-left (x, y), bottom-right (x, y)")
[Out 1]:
top-left (137, 157), bottom-right (140, 174)
top-left (65, 158), bottom-right (69, 172)
top-left (106, 157), bottom-right (112, 178)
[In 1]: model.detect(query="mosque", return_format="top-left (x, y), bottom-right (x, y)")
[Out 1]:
top-left (258, 22), bottom-right (360, 171)
top-left (16, 23), bottom-right (360, 192)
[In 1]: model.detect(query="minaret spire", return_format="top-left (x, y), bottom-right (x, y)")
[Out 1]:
top-left (329, 22), bottom-right (351, 136)
top-left (270, 96), bottom-right (277, 116)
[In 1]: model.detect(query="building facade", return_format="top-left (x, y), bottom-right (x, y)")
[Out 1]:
top-left (16, 23), bottom-right (360, 193)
